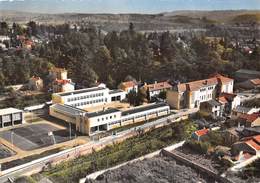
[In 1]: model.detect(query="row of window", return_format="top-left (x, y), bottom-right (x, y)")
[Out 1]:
top-left (71, 98), bottom-right (105, 107)
top-left (97, 114), bottom-right (117, 122)
top-left (200, 93), bottom-right (212, 101)
top-left (67, 93), bottom-right (104, 102)
top-left (200, 86), bottom-right (214, 92)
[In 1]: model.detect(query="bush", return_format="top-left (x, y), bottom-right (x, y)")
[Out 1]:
top-left (186, 140), bottom-right (211, 154)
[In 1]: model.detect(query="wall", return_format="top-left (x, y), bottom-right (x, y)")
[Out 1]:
top-left (166, 90), bottom-right (180, 109)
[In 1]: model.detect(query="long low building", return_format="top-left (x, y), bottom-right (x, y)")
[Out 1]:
top-left (50, 102), bottom-right (170, 135)
top-left (0, 108), bottom-right (24, 128)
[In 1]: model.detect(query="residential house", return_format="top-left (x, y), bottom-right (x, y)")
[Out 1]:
top-left (143, 81), bottom-right (172, 99)
top-left (0, 108), bottom-right (24, 128)
top-left (200, 99), bottom-right (224, 119)
top-left (235, 69), bottom-right (260, 82)
top-left (238, 113), bottom-right (260, 127)
top-left (118, 81), bottom-right (138, 94)
top-left (28, 76), bottom-right (44, 91)
top-left (232, 106), bottom-right (260, 119)
top-left (223, 128), bottom-right (240, 146)
top-left (167, 74), bottom-right (234, 109)
top-left (218, 93), bottom-right (241, 116)
top-left (52, 79), bottom-right (75, 93)
top-left (191, 128), bottom-right (209, 141)
top-left (231, 135), bottom-right (260, 156)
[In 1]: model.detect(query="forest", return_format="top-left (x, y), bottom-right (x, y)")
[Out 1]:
top-left (0, 21), bottom-right (259, 91)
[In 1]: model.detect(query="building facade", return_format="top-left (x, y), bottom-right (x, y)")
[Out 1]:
top-left (52, 85), bottom-right (126, 109)
top-left (28, 76), bottom-right (44, 91)
top-left (118, 81), bottom-right (138, 94)
top-left (0, 108), bottom-right (24, 128)
top-left (52, 79), bottom-right (75, 93)
top-left (50, 102), bottom-right (170, 135)
top-left (143, 81), bottom-right (172, 99)
top-left (167, 74), bottom-right (234, 110)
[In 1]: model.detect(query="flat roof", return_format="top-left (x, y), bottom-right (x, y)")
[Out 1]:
top-left (51, 104), bottom-right (85, 116)
top-left (109, 89), bottom-right (125, 94)
top-left (122, 102), bottom-right (169, 116)
top-left (0, 108), bottom-right (23, 116)
top-left (87, 108), bottom-right (121, 118)
top-left (236, 69), bottom-right (260, 75)
top-left (57, 87), bottom-right (107, 97)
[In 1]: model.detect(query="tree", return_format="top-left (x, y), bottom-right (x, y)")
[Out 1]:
top-left (127, 90), bottom-right (138, 106)
top-left (80, 63), bottom-right (98, 87)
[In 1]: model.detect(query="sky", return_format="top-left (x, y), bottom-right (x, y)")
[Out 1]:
top-left (0, 0), bottom-right (259, 14)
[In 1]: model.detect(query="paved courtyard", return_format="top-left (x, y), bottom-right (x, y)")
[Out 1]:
top-left (0, 123), bottom-right (76, 151)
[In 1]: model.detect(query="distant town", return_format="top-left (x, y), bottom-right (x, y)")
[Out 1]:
top-left (0, 8), bottom-right (259, 183)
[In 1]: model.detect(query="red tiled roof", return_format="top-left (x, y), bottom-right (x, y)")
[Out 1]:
top-left (121, 81), bottom-right (137, 88)
top-left (250, 78), bottom-right (260, 86)
top-left (195, 128), bottom-right (209, 137)
top-left (147, 81), bottom-right (172, 91)
top-left (239, 113), bottom-right (259, 123)
top-left (253, 135), bottom-right (260, 143)
top-left (176, 74), bottom-right (233, 92)
top-left (30, 76), bottom-right (41, 81)
top-left (54, 79), bottom-right (72, 85)
top-left (246, 139), bottom-right (260, 151)
top-left (218, 96), bottom-right (228, 104)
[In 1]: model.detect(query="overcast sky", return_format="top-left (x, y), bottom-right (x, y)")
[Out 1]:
top-left (0, 0), bottom-right (259, 14)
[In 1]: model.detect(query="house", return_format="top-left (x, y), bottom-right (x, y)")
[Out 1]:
top-left (52, 79), bottom-right (75, 93)
top-left (232, 106), bottom-right (260, 119)
top-left (237, 78), bottom-right (260, 90)
top-left (28, 76), bottom-right (44, 91)
top-left (200, 99), bottom-right (224, 119)
top-left (167, 74), bottom-right (234, 109)
top-left (235, 69), bottom-right (260, 82)
top-left (143, 81), bottom-right (172, 99)
top-left (218, 93), bottom-right (241, 116)
top-left (238, 113), bottom-right (260, 127)
top-left (49, 67), bottom-right (68, 80)
top-left (118, 81), bottom-right (138, 94)
top-left (191, 128), bottom-right (209, 141)
top-left (0, 108), bottom-right (24, 128)
top-left (231, 135), bottom-right (260, 156)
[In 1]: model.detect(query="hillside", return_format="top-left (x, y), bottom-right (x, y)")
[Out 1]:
top-left (232, 13), bottom-right (260, 23)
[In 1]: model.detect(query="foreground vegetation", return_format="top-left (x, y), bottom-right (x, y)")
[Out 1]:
top-left (23, 120), bottom-right (197, 183)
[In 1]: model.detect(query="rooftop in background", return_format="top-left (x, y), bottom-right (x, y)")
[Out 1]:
top-left (205, 99), bottom-right (222, 107)
top-left (236, 69), bottom-right (260, 76)
top-left (120, 81), bottom-right (138, 88)
top-left (87, 108), bottom-right (121, 118)
top-left (51, 104), bottom-right (86, 116)
top-left (239, 113), bottom-right (259, 123)
top-left (0, 108), bottom-right (23, 116)
top-left (122, 102), bottom-right (168, 116)
top-left (56, 87), bottom-right (107, 97)
top-left (194, 128), bottom-right (209, 137)
top-left (109, 89), bottom-right (125, 95)
top-left (177, 74), bottom-right (233, 92)
top-left (49, 67), bottom-right (67, 73)
top-left (145, 81), bottom-right (172, 91)
top-left (250, 78), bottom-right (260, 85)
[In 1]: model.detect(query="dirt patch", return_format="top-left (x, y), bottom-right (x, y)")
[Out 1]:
top-left (86, 156), bottom-right (218, 183)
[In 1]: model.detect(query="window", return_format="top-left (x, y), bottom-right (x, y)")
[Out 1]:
top-left (97, 119), bottom-right (100, 122)
top-left (110, 116), bottom-right (112, 119)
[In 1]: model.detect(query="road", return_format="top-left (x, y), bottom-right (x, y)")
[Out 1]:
top-left (0, 108), bottom-right (198, 183)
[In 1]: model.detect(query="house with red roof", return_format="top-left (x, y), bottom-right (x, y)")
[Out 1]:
top-left (231, 134), bottom-right (260, 156)
top-left (118, 81), bottom-right (138, 94)
top-left (191, 128), bottom-right (209, 141)
top-left (238, 113), bottom-right (260, 127)
top-left (167, 74), bottom-right (234, 110)
top-left (143, 81), bottom-right (172, 99)
top-left (52, 79), bottom-right (75, 93)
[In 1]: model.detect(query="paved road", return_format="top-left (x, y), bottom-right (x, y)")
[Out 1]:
top-left (0, 108), bottom-right (198, 183)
